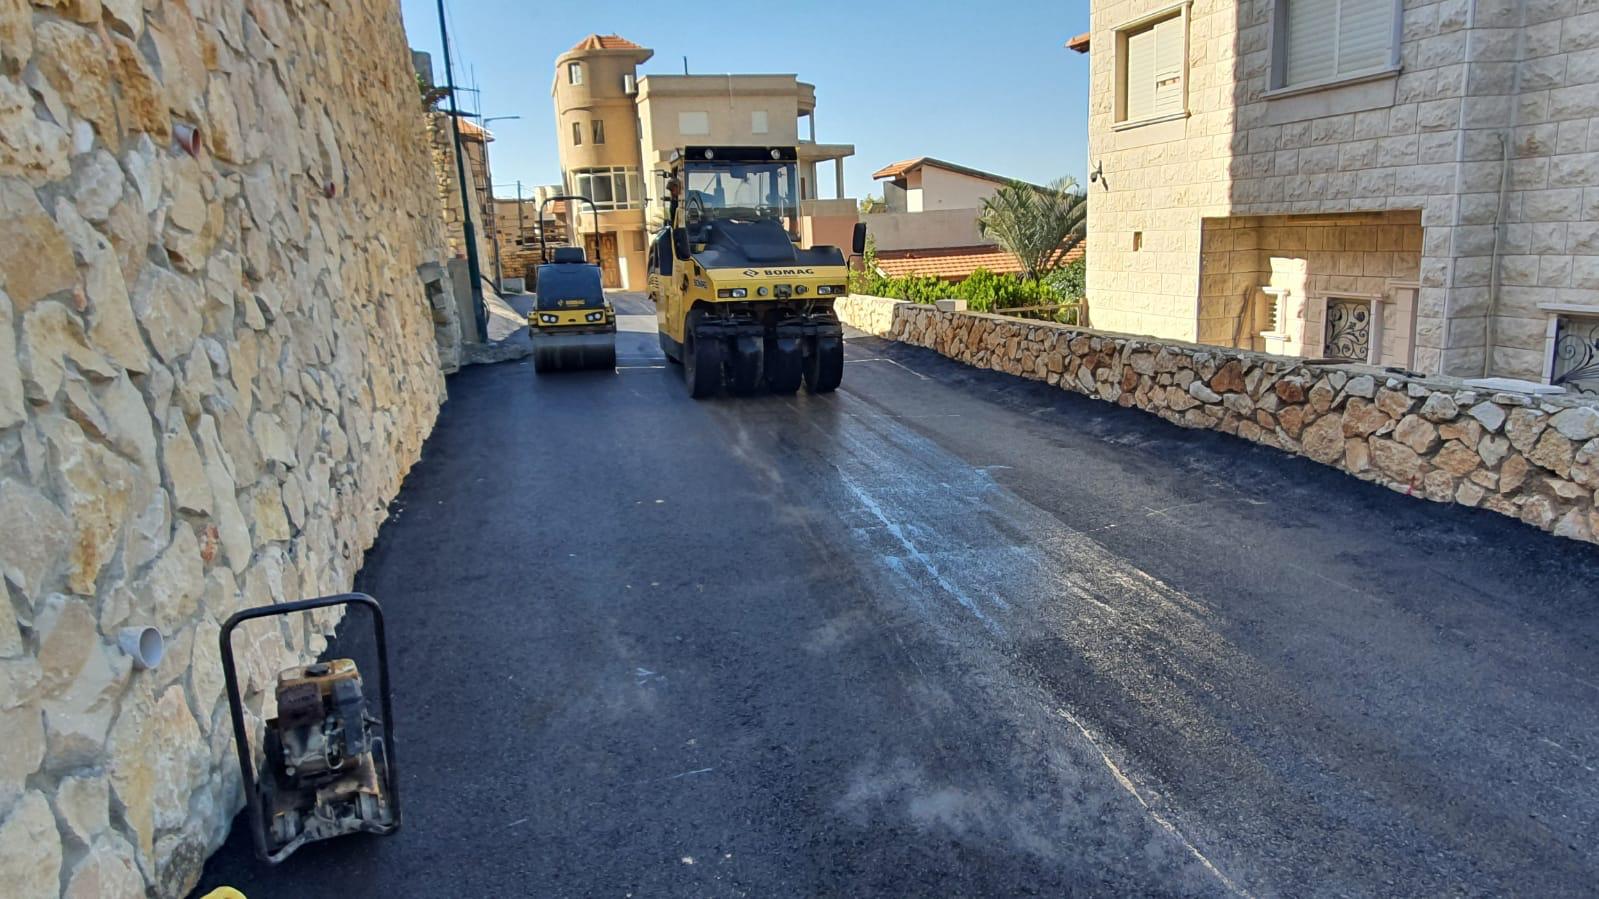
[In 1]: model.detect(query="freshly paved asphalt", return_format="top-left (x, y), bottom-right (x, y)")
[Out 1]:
top-left (196, 294), bottom-right (1599, 897)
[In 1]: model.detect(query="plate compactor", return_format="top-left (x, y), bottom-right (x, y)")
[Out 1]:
top-left (221, 593), bottom-right (400, 863)
top-left (529, 194), bottom-right (617, 373)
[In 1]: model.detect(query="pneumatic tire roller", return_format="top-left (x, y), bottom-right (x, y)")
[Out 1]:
top-left (646, 146), bottom-right (865, 398)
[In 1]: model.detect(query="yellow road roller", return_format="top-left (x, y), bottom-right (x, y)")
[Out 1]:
top-left (647, 146), bottom-right (866, 397)
top-left (529, 195), bottom-right (617, 373)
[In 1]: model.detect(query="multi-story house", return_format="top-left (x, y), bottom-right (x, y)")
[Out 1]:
top-left (1070, 0), bottom-right (1599, 393)
top-left (864, 157), bottom-right (1086, 280)
top-left (552, 34), bottom-right (857, 289)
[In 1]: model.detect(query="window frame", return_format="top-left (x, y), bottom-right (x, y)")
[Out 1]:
top-left (592, 119), bottom-right (605, 145)
top-left (569, 166), bottom-right (644, 212)
top-left (568, 62), bottom-right (583, 86)
top-left (571, 121), bottom-right (582, 146)
top-left (1266, 0), bottom-right (1403, 96)
top-left (1111, 2), bottom-right (1192, 132)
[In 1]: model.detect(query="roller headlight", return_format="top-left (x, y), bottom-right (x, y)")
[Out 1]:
top-left (716, 288), bottom-right (749, 298)
top-left (815, 285), bottom-right (832, 296)
top-left (757, 287), bottom-right (769, 297)
top-left (585, 311), bottom-right (604, 322)
top-left (538, 313), bottom-right (559, 324)
top-left (794, 285), bottom-right (808, 295)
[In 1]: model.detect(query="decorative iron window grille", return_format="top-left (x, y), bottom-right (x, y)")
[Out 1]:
top-left (1323, 297), bottom-right (1372, 362)
top-left (1552, 315), bottom-right (1599, 396)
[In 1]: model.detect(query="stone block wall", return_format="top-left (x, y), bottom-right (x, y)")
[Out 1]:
top-left (427, 114), bottom-right (495, 287)
top-left (840, 296), bottom-right (1599, 547)
top-left (0, 1), bottom-right (453, 895)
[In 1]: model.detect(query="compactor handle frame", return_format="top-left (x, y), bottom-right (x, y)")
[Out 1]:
top-left (538, 194), bottom-right (604, 268)
top-left (219, 592), bottom-right (401, 863)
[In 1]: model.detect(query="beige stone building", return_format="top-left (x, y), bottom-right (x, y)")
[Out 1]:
top-left (1071, 0), bottom-right (1599, 395)
top-left (551, 34), bottom-right (857, 288)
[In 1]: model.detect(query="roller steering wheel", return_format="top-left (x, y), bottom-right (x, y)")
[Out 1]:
top-left (685, 192), bottom-right (709, 227)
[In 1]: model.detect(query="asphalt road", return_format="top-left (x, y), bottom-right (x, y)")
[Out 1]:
top-left (196, 294), bottom-right (1599, 897)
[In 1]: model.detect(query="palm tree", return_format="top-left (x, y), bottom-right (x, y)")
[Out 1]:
top-left (977, 177), bottom-right (1087, 282)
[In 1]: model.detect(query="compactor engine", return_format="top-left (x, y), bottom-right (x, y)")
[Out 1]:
top-left (647, 146), bottom-right (866, 397)
top-left (263, 658), bottom-right (393, 854)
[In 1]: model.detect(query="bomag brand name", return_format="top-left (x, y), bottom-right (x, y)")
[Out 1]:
top-left (742, 268), bottom-right (816, 277)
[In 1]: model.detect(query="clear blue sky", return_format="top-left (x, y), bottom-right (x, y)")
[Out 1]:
top-left (399, 0), bottom-right (1091, 202)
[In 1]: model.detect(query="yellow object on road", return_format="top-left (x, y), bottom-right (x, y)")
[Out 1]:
top-left (529, 199), bottom-right (618, 373)
top-left (201, 888), bottom-right (247, 899)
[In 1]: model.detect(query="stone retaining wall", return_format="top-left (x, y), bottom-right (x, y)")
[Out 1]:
top-left (839, 296), bottom-right (1599, 548)
top-left (1, 2), bottom-right (453, 895)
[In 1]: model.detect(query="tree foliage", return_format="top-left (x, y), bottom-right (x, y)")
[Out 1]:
top-left (976, 178), bottom-right (1087, 281)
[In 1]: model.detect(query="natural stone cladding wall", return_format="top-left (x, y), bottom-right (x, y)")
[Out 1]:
top-left (0, 1), bottom-right (451, 896)
top-left (841, 296), bottom-right (1599, 548)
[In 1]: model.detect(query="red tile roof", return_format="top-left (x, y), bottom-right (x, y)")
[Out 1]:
top-left (1066, 32), bottom-right (1091, 53)
top-left (871, 157), bottom-right (1016, 185)
top-left (570, 34), bottom-right (645, 52)
top-left (874, 244), bottom-right (1084, 281)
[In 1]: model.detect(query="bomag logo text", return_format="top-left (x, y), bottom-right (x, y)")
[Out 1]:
top-left (743, 268), bottom-right (816, 277)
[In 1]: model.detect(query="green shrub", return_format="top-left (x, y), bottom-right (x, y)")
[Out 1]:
top-left (853, 252), bottom-right (1087, 326)
top-left (1044, 255), bottom-right (1086, 302)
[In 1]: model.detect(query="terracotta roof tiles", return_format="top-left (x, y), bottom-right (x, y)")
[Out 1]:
top-left (874, 243), bottom-right (1084, 281)
top-left (570, 34), bottom-right (645, 52)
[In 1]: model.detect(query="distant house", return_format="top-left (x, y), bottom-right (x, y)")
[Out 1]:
top-left (873, 157), bottom-right (1018, 214)
top-left (864, 157), bottom-right (1082, 281)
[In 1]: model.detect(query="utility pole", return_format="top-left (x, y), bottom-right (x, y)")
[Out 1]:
top-left (436, 0), bottom-right (486, 336)
top-left (479, 115), bottom-right (521, 290)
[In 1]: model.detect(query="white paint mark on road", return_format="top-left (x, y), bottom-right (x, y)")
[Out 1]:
top-left (839, 475), bottom-right (994, 627)
top-left (666, 767), bottom-right (715, 780)
top-left (846, 356), bottom-right (932, 380)
top-left (1055, 708), bottom-right (1252, 898)
top-left (506, 817), bottom-right (528, 828)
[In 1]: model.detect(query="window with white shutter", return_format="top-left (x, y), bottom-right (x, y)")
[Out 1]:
top-left (1152, 16), bottom-right (1186, 116)
top-left (1278, 0), bottom-right (1398, 89)
top-left (1115, 7), bottom-right (1188, 127)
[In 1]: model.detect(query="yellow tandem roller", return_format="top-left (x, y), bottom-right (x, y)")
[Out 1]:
top-left (528, 196), bottom-right (617, 373)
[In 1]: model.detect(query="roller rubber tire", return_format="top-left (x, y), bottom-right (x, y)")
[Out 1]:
top-left (765, 335), bottom-right (803, 394)
top-left (728, 335), bottom-right (763, 395)
top-left (684, 325), bottom-right (722, 398)
top-left (803, 335), bottom-right (844, 394)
